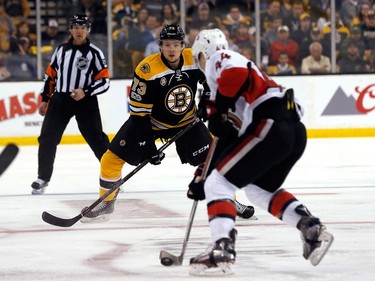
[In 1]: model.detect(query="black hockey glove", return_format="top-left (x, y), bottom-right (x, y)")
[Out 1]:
top-left (187, 163), bottom-right (206, 200)
top-left (150, 151), bottom-right (165, 165)
top-left (208, 112), bottom-right (236, 138)
top-left (147, 143), bottom-right (165, 165)
top-left (197, 92), bottom-right (211, 122)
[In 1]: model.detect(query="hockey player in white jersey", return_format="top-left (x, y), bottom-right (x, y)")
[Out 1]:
top-left (188, 29), bottom-right (334, 275)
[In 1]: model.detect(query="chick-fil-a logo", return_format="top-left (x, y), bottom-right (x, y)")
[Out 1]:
top-left (0, 92), bottom-right (41, 122)
top-left (356, 84), bottom-right (375, 114)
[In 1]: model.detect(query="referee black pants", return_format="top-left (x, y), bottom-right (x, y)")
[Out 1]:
top-left (37, 93), bottom-right (109, 182)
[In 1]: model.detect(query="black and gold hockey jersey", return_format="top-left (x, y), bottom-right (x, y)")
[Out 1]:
top-left (129, 48), bottom-right (206, 130)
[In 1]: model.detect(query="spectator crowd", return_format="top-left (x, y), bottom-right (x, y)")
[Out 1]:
top-left (1, 0), bottom-right (375, 80)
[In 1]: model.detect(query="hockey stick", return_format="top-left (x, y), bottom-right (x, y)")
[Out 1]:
top-left (0, 143), bottom-right (19, 177)
top-left (159, 137), bottom-right (219, 266)
top-left (42, 118), bottom-right (200, 228)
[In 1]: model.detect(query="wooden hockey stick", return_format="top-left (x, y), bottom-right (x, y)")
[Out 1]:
top-left (0, 143), bottom-right (19, 177)
top-left (42, 119), bottom-right (200, 228)
top-left (159, 137), bottom-right (219, 266)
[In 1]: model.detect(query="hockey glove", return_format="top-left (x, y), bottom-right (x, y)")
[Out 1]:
top-left (208, 112), bottom-right (236, 138)
top-left (197, 92), bottom-right (210, 122)
top-left (147, 143), bottom-right (165, 165)
top-left (187, 163), bottom-right (206, 200)
top-left (150, 151), bottom-right (165, 165)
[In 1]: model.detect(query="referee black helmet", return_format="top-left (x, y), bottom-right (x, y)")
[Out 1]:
top-left (69, 14), bottom-right (91, 29)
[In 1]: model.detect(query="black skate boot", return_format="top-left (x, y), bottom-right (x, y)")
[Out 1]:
top-left (189, 229), bottom-right (237, 276)
top-left (80, 186), bottom-right (120, 223)
top-left (298, 216), bottom-right (334, 266)
top-left (235, 200), bottom-right (255, 219)
top-left (31, 179), bottom-right (49, 195)
top-left (80, 200), bottom-right (116, 223)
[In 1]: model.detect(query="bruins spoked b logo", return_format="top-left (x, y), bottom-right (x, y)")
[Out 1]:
top-left (76, 57), bottom-right (89, 70)
top-left (165, 85), bottom-right (193, 114)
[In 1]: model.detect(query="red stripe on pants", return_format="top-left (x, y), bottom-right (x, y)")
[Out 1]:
top-left (269, 189), bottom-right (297, 219)
top-left (208, 199), bottom-right (236, 221)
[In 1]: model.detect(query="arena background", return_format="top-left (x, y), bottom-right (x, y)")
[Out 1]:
top-left (1, 0), bottom-right (375, 145)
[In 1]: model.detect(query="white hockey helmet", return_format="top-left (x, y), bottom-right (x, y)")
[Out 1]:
top-left (192, 28), bottom-right (229, 70)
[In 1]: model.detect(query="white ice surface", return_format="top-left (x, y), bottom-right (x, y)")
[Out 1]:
top-left (0, 138), bottom-right (375, 281)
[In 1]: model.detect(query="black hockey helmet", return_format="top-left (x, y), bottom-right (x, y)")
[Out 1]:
top-left (159, 24), bottom-right (185, 45)
top-left (69, 14), bottom-right (91, 29)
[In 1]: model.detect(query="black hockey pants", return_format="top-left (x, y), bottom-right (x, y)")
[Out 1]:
top-left (213, 93), bottom-right (307, 192)
top-left (37, 93), bottom-right (109, 181)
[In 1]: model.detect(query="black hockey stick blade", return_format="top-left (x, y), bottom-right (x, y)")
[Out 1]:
top-left (41, 185), bottom-right (125, 227)
top-left (42, 211), bottom-right (82, 227)
top-left (41, 160), bottom-right (147, 227)
top-left (159, 249), bottom-right (183, 266)
top-left (42, 119), bottom-right (200, 228)
top-left (0, 143), bottom-right (19, 176)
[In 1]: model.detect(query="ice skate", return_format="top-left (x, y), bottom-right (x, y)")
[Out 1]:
top-left (80, 200), bottom-right (116, 223)
top-left (235, 200), bottom-right (255, 219)
top-left (298, 216), bottom-right (334, 266)
top-left (189, 229), bottom-right (237, 276)
top-left (31, 179), bottom-right (48, 195)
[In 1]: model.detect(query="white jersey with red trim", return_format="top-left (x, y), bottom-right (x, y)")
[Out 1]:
top-left (205, 49), bottom-right (288, 135)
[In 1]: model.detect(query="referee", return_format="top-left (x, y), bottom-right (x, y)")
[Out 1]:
top-left (31, 14), bottom-right (110, 195)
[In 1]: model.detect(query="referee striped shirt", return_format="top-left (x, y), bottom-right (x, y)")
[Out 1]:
top-left (41, 38), bottom-right (110, 102)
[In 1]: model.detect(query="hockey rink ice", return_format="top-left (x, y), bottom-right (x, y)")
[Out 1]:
top-left (0, 137), bottom-right (374, 281)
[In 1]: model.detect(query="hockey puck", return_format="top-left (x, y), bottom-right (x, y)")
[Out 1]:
top-left (160, 257), bottom-right (174, 266)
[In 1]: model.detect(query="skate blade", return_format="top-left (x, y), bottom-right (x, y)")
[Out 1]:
top-left (80, 214), bottom-right (111, 223)
top-left (309, 230), bottom-right (334, 266)
top-left (31, 187), bottom-right (46, 195)
top-left (189, 262), bottom-right (234, 276)
top-left (238, 215), bottom-right (258, 220)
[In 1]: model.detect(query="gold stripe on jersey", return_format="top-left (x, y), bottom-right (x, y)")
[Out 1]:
top-left (129, 100), bottom-right (153, 116)
top-left (151, 107), bottom-right (196, 130)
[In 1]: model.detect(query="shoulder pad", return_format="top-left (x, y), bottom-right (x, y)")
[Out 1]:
top-left (182, 48), bottom-right (195, 66)
top-left (135, 53), bottom-right (165, 80)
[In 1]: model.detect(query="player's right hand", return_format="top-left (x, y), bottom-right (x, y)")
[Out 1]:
top-left (149, 151), bottom-right (165, 165)
top-left (187, 163), bottom-right (206, 200)
top-left (187, 180), bottom-right (205, 201)
top-left (197, 93), bottom-right (210, 122)
top-left (147, 142), bottom-right (165, 165)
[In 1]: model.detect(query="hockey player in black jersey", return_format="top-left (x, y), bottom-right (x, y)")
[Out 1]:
top-left (81, 24), bottom-right (254, 222)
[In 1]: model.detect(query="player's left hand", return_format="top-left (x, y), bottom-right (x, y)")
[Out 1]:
top-left (208, 112), bottom-right (235, 138)
top-left (197, 92), bottom-right (210, 122)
